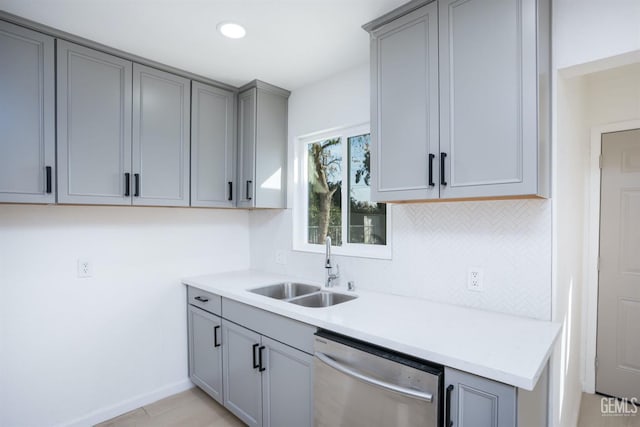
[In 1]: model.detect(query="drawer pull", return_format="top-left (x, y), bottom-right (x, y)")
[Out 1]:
top-left (258, 345), bottom-right (266, 372)
top-left (252, 343), bottom-right (260, 369)
top-left (213, 325), bottom-right (221, 347)
top-left (194, 296), bottom-right (209, 302)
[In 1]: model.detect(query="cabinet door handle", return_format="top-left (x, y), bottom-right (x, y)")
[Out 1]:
top-left (134, 173), bottom-right (140, 197)
top-left (440, 153), bottom-right (447, 186)
top-left (124, 173), bottom-right (130, 197)
top-left (445, 384), bottom-right (454, 427)
top-left (428, 154), bottom-right (435, 187)
top-left (228, 182), bottom-right (233, 201)
top-left (213, 325), bottom-right (221, 347)
top-left (45, 166), bottom-right (52, 194)
top-left (252, 343), bottom-right (260, 369)
top-left (194, 296), bottom-right (209, 302)
top-left (258, 345), bottom-right (266, 372)
top-left (246, 180), bottom-right (252, 200)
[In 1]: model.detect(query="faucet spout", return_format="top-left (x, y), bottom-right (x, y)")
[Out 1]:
top-left (325, 235), bottom-right (339, 287)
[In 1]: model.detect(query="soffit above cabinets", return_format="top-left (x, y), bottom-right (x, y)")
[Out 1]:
top-left (0, 0), bottom-right (408, 90)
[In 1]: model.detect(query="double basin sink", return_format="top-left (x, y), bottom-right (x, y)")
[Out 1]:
top-left (249, 282), bottom-right (357, 308)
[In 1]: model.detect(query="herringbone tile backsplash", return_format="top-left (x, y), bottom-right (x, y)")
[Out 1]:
top-left (250, 199), bottom-right (552, 320)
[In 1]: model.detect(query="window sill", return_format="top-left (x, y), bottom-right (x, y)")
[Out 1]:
top-left (292, 242), bottom-right (392, 260)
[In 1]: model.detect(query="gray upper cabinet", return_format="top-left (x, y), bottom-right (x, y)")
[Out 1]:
top-left (133, 64), bottom-right (190, 206)
top-left (369, 2), bottom-right (439, 202)
top-left (237, 81), bottom-right (289, 209)
top-left (0, 21), bottom-right (55, 204)
top-left (188, 305), bottom-right (223, 404)
top-left (191, 82), bottom-right (236, 207)
top-left (364, 0), bottom-right (550, 202)
top-left (56, 40), bottom-right (133, 205)
top-left (439, 0), bottom-right (548, 199)
top-left (445, 367), bottom-right (516, 427)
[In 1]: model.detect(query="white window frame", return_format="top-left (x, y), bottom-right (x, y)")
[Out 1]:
top-left (292, 123), bottom-right (392, 259)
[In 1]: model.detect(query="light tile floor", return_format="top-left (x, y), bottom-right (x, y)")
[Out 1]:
top-left (579, 393), bottom-right (640, 427)
top-left (99, 389), bottom-right (640, 427)
top-left (96, 387), bottom-right (244, 427)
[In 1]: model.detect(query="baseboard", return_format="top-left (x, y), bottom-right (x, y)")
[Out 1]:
top-left (59, 378), bottom-right (194, 427)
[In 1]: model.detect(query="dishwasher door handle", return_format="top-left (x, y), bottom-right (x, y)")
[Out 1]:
top-left (315, 352), bottom-right (433, 402)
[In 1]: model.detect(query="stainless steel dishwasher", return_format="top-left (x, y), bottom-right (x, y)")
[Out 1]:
top-left (314, 330), bottom-right (442, 427)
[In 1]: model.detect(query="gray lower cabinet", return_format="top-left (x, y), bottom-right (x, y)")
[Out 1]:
top-left (187, 305), bottom-right (223, 404)
top-left (187, 287), bottom-right (314, 427)
top-left (445, 367), bottom-right (516, 427)
top-left (0, 21), bottom-right (55, 204)
top-left (191, 82), bottom-right (236, 207)
top-left (56, 40), bottom-right (133, 205)
top-left (132, 64), bottom-right (190, 206)
top-left (364, 0), bottom-right (550, 202)
top-left (222, 319), bottom-right (263, 427)
top-left (221, 320), bottom-right (314, 427)
top-left (236, 81), bottom-right (290, 209)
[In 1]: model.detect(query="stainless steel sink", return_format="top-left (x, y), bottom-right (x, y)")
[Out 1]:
top-left (288, 291), bottom-right (357, 308)
top-left (249, 282), bottom-right (321, 300)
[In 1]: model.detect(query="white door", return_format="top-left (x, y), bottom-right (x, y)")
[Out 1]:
top-left (596, 128), bottom-right (640, 400)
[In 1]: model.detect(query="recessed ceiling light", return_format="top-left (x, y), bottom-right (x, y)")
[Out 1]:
top-left (217, 22), bottom-right (246, 39)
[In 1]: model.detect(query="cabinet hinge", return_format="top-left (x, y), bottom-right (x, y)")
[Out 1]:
top-left (595, 357), bottom-right (599, 371)
top-left (599, 155), bottom-right (603, 169)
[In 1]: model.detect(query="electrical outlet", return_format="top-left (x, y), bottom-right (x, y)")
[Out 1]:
top-left (77, 259), bottom-right (92, 278)
top-left (468, 268), bottom-right (483, 291)
top-left (275, 250), bottom-right (286, 265)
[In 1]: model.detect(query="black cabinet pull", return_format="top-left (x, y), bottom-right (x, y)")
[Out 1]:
top-left (428, 154), bottom-right (435, 187)
top-left (213, 325), bottom-right (221, 347)
top-left (228, 182), bottom-right (233, 201)
top-left (45, 166), bottom-right (52, 193)
top-left (124, 173), bottom-right (130, 197)
top-left (440, 153), bottom-right (447, 186)
top-left (246, 180), bottom-right (252, 200)
top-left (445, 384), bottom-right (454, 427)
top-left (252, 343), bottom-right (260, 369)
top-left (194, 296), bottom-right (209, 302)
top-left (258, 345), bottom-right (266, 372)
top-left (134, 173), bottom-right (140, 197)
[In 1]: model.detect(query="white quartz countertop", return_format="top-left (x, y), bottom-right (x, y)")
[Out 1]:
top-left (182, 270), bottom-right (561, 391)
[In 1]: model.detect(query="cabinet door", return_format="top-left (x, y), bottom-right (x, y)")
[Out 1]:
top-left (132, 63), bottom-right (190, 206)
top-left (445, 367), bottom-right (516, 427)
top-left (369, 2), bottom-right (439, 202)
top-left (187, 305), bottom-right (223, 404)
top-left (0, 21), bottom-right (55, 204)
top-left (191, 82), bottom-right (236, 207)
top-left (439, 0), bottom-right (539, 198)
top-left (222, 320), bottom-right (262, 427)
top-left (261, 336), bottom-right (313, 427)
top-left (57, 40), bottom-right (132, 205)
top-left (255, 89), bottom-right (287, 208)
top-left (237, 88), bottom-right (256, 208)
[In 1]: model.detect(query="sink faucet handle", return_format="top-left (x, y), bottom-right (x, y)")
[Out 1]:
top-left (348, 281), bottom-right (355, 291)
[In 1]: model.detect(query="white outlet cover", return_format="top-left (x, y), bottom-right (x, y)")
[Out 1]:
top-left (275, 250), bottom-right (286, 265)
top-left (467, 268), bottom-right (483, 291)
top-left (77, 259), bottom-right (92, 278)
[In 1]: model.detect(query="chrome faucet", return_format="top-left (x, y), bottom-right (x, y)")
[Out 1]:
top-left (325, 235), bottom-right (340, 287)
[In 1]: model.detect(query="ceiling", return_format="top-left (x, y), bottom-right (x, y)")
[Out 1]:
top-left (0, 0), bottom-right (408, 90)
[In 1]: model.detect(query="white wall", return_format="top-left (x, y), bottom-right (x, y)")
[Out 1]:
top-left (251, 64), bottom-right (553, 321)
top-left (554, 0), bottom-right (640, 71)
top-left (0, 205), bottom-right (249, 427)
top-left (550, 75), bottom-right (589, 427)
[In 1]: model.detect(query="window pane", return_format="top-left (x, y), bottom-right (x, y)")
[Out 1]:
top-left (348, 134), bottom-right (386, 245)
top-left (308, 138), bottom-right (342, 245)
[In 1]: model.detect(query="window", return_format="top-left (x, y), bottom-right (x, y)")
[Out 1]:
top-left (294, 124), bottom-right (390, 259)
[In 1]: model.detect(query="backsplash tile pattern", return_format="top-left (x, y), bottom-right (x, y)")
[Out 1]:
top-left (389, 199), bottom-right (551, 320)
top-left (250, 199), bottom-right (552, 320)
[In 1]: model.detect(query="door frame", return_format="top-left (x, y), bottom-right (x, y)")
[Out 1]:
top-left (584, 119), bottom-right (640, 393)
